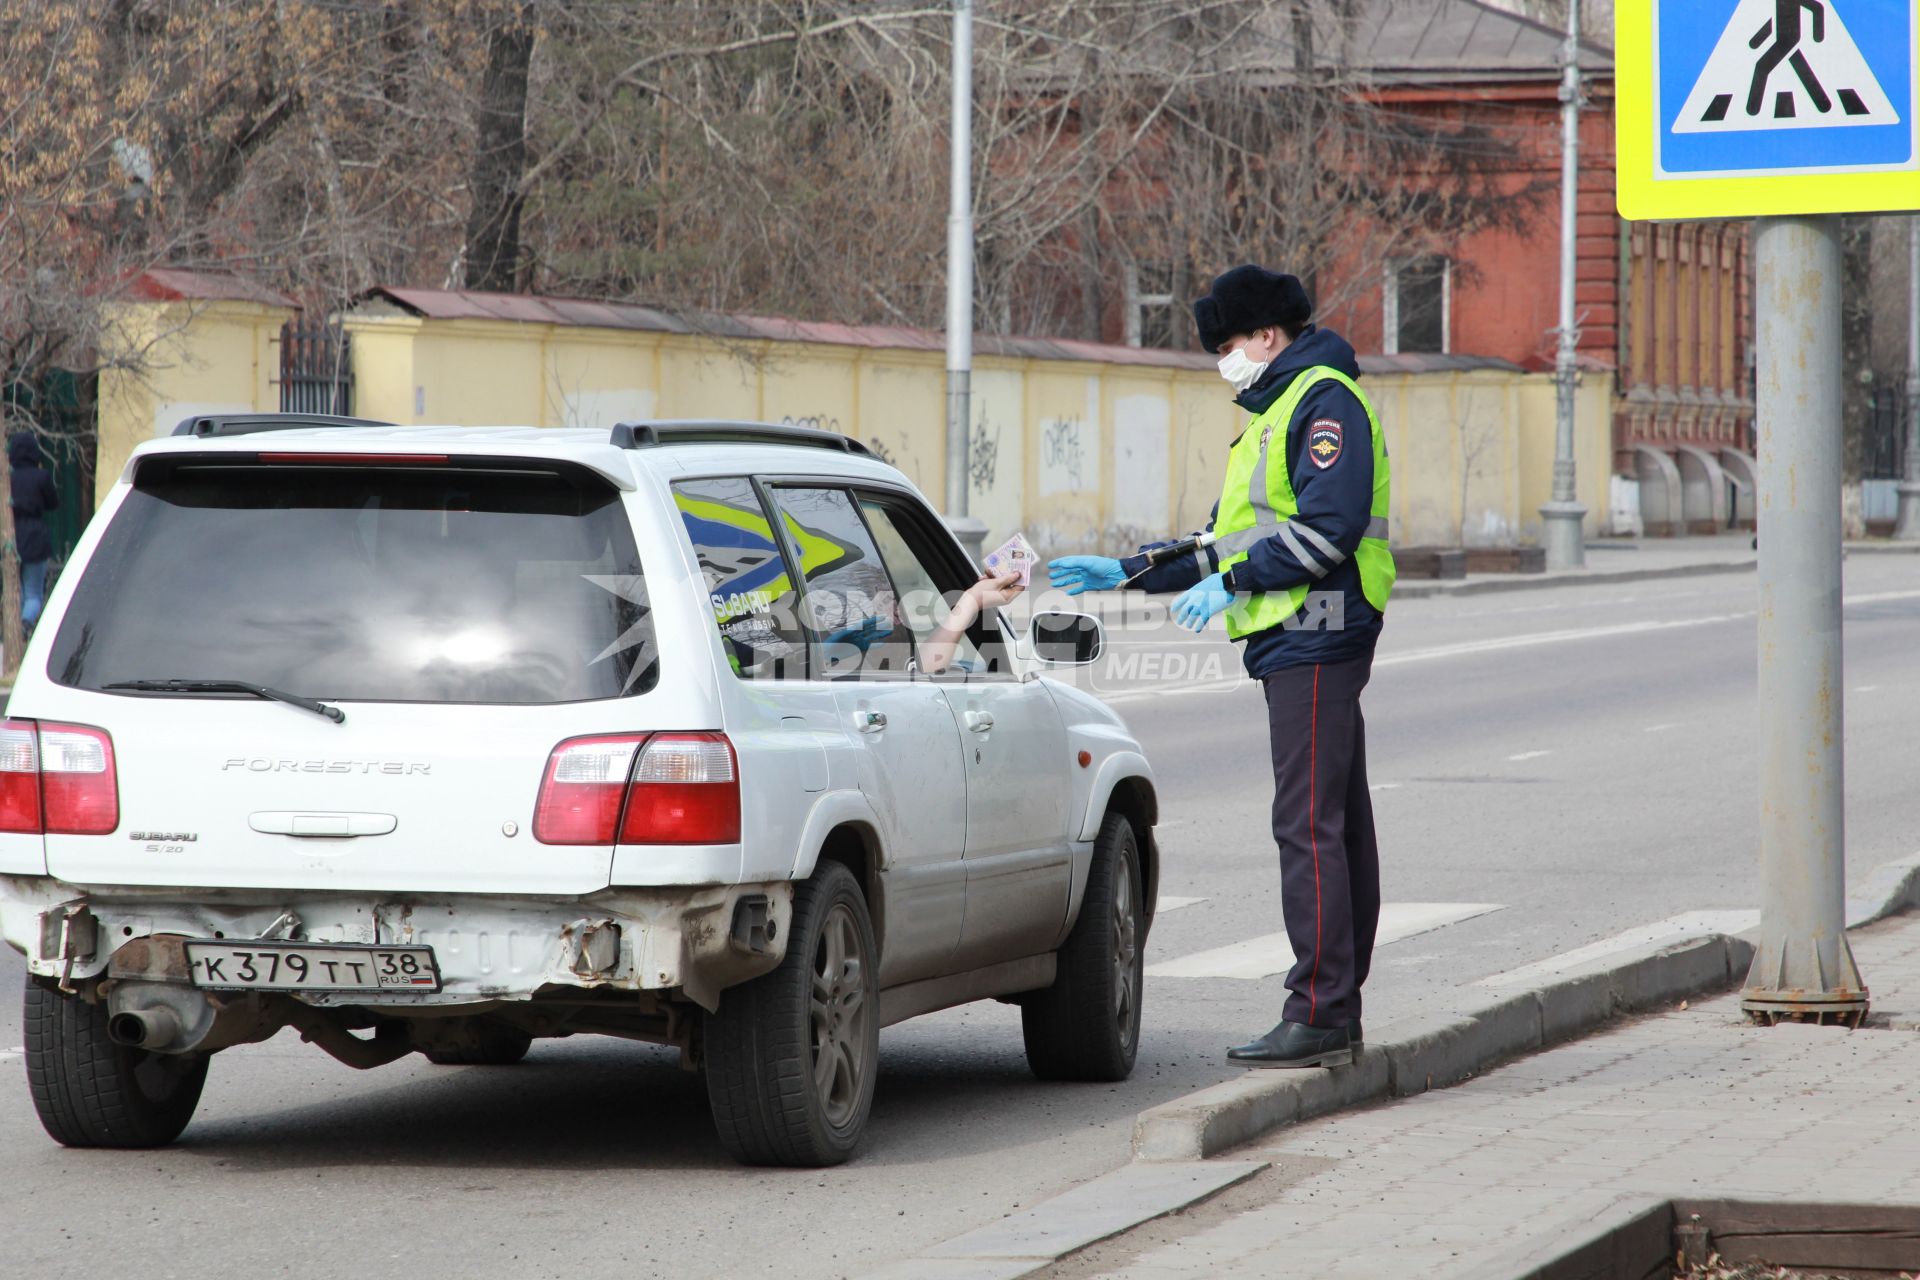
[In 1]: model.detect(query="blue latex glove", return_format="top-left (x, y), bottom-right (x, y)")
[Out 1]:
top-left (1047, 555), bottom-right (1127, 596)
top-left (1170, 573), bottom-right (1234, 632)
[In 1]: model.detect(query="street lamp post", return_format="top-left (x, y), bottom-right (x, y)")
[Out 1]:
top-left (944, 0), bottom-right (987, 560)
top-left (1539, 0), bottom-right (1588, 569)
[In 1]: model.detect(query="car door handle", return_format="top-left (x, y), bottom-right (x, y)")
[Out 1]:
top-left (965, 710), bottom-right (994, 733)
top-left (857, 710), bottom-right (888, 734)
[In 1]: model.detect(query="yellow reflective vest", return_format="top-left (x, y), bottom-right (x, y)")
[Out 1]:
top-left (1212, 366), bottom-right (1395, 640)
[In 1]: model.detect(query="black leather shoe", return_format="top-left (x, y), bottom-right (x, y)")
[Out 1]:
top-left (1227, 1020), bottom-right (1353, 1068)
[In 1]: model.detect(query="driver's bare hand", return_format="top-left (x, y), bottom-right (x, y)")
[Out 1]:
top-left (972, 570), bottom-right (1026, 609)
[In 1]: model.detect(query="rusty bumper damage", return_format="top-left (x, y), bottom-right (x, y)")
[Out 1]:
top-left (1, 875), bottom-right (795, 1018)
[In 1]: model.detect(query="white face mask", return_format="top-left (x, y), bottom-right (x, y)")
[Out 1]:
top-left (1216, 346), bottom-right (1270, 394)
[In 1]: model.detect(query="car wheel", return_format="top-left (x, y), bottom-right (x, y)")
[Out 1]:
top-left (1021, 810), bottom-right (1144, 1082)
top-left (23, 977), bottom-right (209, 1148)
top-left (422, 1026), bottom-right (533, 1066)
top-left (703, 861), bottom-right (878, 1167)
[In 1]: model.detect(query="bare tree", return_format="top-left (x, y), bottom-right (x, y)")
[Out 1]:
top-left (465, 4), bottom-right (537, 292)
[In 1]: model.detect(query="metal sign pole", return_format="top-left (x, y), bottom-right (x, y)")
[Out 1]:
top-left (1740, 214), bottom-right (1867, 1026)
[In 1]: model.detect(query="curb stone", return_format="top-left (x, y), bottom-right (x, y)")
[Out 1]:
top-left (1132, 931), bottom-right (1754, 1162)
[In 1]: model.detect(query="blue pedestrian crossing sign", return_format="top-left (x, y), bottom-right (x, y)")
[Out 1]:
top-left (1618, 0), bottom-right (1920, 218)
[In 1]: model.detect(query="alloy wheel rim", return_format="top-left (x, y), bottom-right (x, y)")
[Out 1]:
top-left (809, 903), bottom-right (869, 1129)
top-left (1111, 841), bottom-right (1139, 1050)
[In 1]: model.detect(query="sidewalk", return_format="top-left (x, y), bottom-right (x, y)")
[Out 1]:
top-left (1393, 533), bottom-right (1760, 599)
top-left (1036, 913), bottom-right (1920, 1280)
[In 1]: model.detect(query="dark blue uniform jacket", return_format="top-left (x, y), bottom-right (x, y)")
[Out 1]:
top-left (1119, 325), bottom-right (1384, 677)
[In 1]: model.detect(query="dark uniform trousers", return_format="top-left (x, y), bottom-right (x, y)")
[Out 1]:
top-left (1261, 648), bottom-right (1381, 1029)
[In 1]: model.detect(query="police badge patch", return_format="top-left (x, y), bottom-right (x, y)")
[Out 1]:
top-left (1306, 419), bottom-right (1343, 469)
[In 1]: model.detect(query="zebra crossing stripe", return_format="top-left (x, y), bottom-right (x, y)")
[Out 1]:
top-left (1145, 903), bottom-right (1503, 980)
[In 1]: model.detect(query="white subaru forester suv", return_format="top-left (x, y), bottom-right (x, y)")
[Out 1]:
top-left (0, 415), bottom-right (1159, 1166)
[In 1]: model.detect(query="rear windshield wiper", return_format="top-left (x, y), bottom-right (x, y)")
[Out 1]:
top-left (102, 679), bottom-right (347, 724)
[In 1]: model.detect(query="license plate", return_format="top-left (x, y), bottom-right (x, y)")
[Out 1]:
top-left (185, 940), bottom-right (441, 993)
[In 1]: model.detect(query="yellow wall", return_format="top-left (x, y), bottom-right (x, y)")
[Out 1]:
top-left (95, 300), bottom-right (289, 501)
top-left (97, 300), bottom-right (1621, 550)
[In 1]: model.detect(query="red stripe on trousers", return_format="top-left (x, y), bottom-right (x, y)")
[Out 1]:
top-left (1308, 664), bottom-right (1323, 1024)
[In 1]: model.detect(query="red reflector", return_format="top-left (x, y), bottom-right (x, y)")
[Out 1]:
top-left (620, 733), bottom-right (740, 845)
top-left (533, 734), bottom-right (645, 845)
top-left (0, 720), bottom-right (116, 835)
top-left (256, 453), bottom-right (451, 464)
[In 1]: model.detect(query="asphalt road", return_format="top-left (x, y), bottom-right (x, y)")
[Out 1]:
top-left (3, 554), bottom-right (1917, 1279)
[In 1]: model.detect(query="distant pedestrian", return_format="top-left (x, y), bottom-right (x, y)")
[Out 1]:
top-left (10, 432), bottom-right (60, 634)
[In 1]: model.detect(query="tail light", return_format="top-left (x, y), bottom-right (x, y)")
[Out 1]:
top-left (533, 735), bottom-right (644, 844)
top-left (621, 733), bottom-right (740, 845)
top-left (533, 732), bottom-right (740, 846)
top-left (0, 719), bottom-right (118, 835)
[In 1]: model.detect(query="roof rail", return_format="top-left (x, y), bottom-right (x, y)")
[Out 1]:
top-left (609, 420), bottom-right (874, 456)
top-left (171, 412), bottom-right (394, 438)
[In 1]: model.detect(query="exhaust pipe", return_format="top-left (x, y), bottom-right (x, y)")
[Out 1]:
top-left (108, 1005), bottom-right (183, 1051)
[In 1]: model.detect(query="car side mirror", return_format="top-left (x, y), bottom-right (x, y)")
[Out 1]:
top-left (1026, 610), bottom-right (1103, 666)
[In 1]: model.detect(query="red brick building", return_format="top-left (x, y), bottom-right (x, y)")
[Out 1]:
top-left (1103, 0), bottom-right (1756, 535)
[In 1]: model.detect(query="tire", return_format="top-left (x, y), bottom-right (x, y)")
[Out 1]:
top-left (703, 861), bottom-right (879, 1167)
top-left (423, 1027), bottom-right (533, 1066)
top-left (1021, 810), bottom-right (1145, 1082)
top-left (23, 978), bottom-right (208, 1149)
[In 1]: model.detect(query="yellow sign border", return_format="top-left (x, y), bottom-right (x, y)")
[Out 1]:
top-left (1616, 0), bottom-right (1920, 220)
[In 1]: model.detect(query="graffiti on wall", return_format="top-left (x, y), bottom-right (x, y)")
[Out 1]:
top-left (969, 413), bottom-right (1000, 492)
top-left (1038, 416), bottom-right (1087, 496)
top-left (779, 411), bottom-right (899, 466)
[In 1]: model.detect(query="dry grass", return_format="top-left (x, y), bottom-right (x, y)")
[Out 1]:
top-left (1677, 1261), bottom-right (1918, 1279)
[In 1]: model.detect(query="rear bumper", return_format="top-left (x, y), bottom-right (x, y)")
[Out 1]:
top-left (0, 875), bottom-right (792, 1011)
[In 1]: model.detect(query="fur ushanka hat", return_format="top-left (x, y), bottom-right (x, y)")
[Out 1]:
top-left (1193, 265), bottom-right (1312, 354)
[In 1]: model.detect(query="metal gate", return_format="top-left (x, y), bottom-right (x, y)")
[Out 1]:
top-left (279, 319), bottom-right (353, 415)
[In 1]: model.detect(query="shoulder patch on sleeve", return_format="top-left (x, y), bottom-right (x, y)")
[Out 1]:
top-left (1306, 419), bottom-right (1343, 470)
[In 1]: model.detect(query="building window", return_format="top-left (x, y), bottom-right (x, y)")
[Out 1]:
top-left (1125, 262), bottom-right (1186, 349)
top-left (1383, 257), bottom-right (1450, 355)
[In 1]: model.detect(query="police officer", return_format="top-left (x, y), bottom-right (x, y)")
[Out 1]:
top-left (1048, 265), bottom-right (1393, 1069)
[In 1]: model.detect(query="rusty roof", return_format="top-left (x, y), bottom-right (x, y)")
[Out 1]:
top-left (129, 268), bottom-right (297, 308)
top-left (356, 286), bottom-right (1520, 376)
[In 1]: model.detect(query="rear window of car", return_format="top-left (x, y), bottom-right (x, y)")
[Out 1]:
top-left (48, 458), bottom-right (658, 704)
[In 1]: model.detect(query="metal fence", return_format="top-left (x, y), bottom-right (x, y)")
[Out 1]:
top-left (1866, 386), bottom-right (1910, 480)
top-left (279, 320), bottom-right (353, 415)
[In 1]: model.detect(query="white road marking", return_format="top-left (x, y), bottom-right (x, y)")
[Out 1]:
top-left (0, 1047), bottom-right (22, 1064)
top-left (1368, 782), bottom-right (1402, 792)
top-left (1854, 685), bottom-right (1880, 694)
top-left (1841, 590), bottom-right (1920, 606)
top-left (1155, 896), bottom-right (1206, 914)
top-left (1095, 589), bottom-right (1920, 704)
top-left (1643, 722), bottom-right (1681, 733)
top-left (1474, 910), bottom-right (1761, 988)
top-left (1506, 750), bottom-right (1552, 762)
top-left (1146, 902), bottom-right (1504, 980)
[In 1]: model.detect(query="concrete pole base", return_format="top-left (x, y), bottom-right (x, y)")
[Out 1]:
top-left (1892, 482), bottom-right (1920, 541)
top-left (1538, 500), bottom-right (1588, 571)
top-left (943, 514), bottom-right (990, 565)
